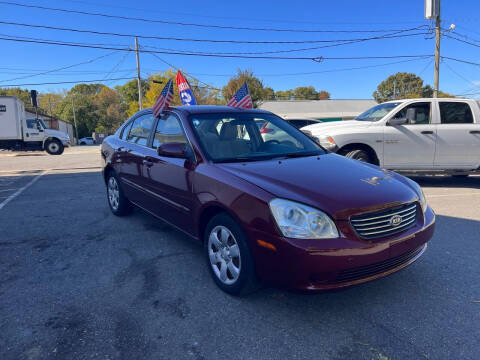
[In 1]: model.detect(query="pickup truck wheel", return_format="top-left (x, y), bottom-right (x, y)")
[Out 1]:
top-left (45, 139), bottom-right (64, 155)
top-left (106, 172), bottom-right (132, 216)
top-left (343, 149), bottom-right (371, 163)
top-left (204, 213), bottom-right (259, 296)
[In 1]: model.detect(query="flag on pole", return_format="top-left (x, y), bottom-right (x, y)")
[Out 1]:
top-left (176, 71), bottom-right (197, 106)
top-left (152, 79), bottom-right (174, 117)
top-left (227, 82), bottom-right (253, 109)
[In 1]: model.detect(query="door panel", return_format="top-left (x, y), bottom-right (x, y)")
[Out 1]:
top-left (140, 113), bottom-right (195, 232)
top-left (383, 102), bottom-right (436, 169)
top-left (434, 102), bottom-right (480, 169)
top-left (117, 113), bottom-right (155, 203)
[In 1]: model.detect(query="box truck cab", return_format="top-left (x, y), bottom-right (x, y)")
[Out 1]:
top-left (0, 96), bottom-right (70, 155)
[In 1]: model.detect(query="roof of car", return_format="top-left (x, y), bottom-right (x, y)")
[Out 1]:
top-left (143, 105), bottom-right (272, 115)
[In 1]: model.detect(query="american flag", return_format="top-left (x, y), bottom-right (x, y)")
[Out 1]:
top-left (227, 82), bottom-right (253, 109)
top-left (152, 79), bottom-right (174, 117)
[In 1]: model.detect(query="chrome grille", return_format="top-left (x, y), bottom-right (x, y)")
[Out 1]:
top-left (351, 202), bottom-right (418, 239)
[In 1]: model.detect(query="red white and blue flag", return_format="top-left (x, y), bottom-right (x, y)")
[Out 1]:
top-left (152, 79), bottom-right (174, 117)
top-left (176, 71), bottom-right (197, 106)
top-left (227, 82), bottom-right (253, 109)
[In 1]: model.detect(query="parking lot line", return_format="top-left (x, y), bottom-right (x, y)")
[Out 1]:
top-left (427, 192), bottom-right (480, 198)
top-left (0, 170), bottom-right (48, 211)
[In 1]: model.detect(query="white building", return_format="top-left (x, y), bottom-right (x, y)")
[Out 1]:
top-left (259, 99), bottom-right (377, 121)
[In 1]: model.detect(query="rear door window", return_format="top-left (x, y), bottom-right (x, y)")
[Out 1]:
top-left (439, 102), bottom-right (474, 124)
top-left (126, 114), bottom-right (155, 146)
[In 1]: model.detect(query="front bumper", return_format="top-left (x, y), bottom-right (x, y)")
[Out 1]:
top-left (61, 139), bottom-right (71, 147)
top-left (247, 206), bottom-right (435, 291)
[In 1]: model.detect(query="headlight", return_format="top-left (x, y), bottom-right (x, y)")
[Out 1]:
top-left (407, 178), bottom-right (427, 213)
top-left (317, 135), bottom-right (337, 150)
top-left (269, 199), bottom-right (339, 239)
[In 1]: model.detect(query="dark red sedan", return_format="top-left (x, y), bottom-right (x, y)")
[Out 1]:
top-left (101, 106), bottom-right (435, 295)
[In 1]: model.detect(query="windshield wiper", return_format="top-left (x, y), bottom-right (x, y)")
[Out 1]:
top-left (282, 152), bottom-right (321, 158)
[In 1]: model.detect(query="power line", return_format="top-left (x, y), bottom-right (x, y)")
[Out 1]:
top-left (146, 51), bottom-right (220, 91)
top-left (59, 0), bottom-right (425, 26)
top-left (142, 32), bottom-right (428, 55)
top-left (440, 55), bottom-right (480, 67)
top-left (0, 77), bottom-right (135, 87)
top-left (0, 20), bottom-right (429, 45)
top-left (0, 50), bottom-right (120, 83)
top-left (0, 36), bottom-right (432, 61)
top-left (0, 1), bottom-right (429, 34)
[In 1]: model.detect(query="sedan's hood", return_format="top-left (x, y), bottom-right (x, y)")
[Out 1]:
top-left (301, 120), bottom-right (371, 134)
top-left (217, 154), bottom-right (418, 219)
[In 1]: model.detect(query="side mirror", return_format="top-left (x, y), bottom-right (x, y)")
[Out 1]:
top-left (388, 117), bottom-right (408, 126)
top-left (157, 142), bottom-right (187, 158)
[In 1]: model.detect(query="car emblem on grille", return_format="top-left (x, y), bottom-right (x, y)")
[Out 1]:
top-left (390, 215), bottom-right (402, 227)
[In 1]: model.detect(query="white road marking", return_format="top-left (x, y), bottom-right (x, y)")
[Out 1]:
top-left (0, 170), bottom-right (48, 211)
top-left (427, 192), bottom-right (480, 198)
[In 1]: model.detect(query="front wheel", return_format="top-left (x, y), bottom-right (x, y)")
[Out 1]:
top-left (204, 213), bottom-right (259, 295)
top-left (341, 149), bottom-right (372, 163)
top-left (45, 139), bottom-right (64, 155)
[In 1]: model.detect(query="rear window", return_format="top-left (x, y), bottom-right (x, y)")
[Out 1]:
top-left (439, 102), bottom-right (474, 124)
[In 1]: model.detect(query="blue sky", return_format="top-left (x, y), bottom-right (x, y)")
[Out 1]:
top-left (1, 0), bottom-right (480, 99)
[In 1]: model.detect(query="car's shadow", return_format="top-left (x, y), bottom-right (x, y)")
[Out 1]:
top-left (404, 174), bottom-right (480, 189)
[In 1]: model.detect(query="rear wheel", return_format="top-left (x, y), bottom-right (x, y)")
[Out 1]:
top-left (341, 148), bottom-right (372, 163)
top-left (45, 139), bottom-right (64, 155)
top-left (106, 172), bottom-right (132, 216)
top-left (204, 213), bottom-right (259, 295)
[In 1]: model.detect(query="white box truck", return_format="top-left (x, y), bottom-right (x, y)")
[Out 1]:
top-left (0, 96), bottom-right (71, 155)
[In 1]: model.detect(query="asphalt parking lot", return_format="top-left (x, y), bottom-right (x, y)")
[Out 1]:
top-left (0, 146), bottom-right (479, 360)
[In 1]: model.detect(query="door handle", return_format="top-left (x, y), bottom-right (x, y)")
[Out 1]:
top-left (421, 131), bottom-right (434, 135)
top-left (469, 130), bottom-right (480, 134)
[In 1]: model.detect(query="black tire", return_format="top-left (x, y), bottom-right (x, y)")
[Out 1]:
top-left (204, 213), bottom-right (259, 296)
top-left (342, 149), bottom-right (372, 163)
top-left (106, 171), bottom-right (132, 216)
top-left (80, 142), bottom-right (86, 145)
top-left (45, 139), bottom-right (64, 155)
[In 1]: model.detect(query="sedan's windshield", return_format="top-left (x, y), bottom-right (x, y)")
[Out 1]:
top-left (355, 102), bottom-right (401, 121)
top-left (189, 112), bottom-right (325, 163)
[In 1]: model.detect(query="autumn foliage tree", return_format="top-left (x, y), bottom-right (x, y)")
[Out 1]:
top-left (222, 69), bottom-right (266, 108)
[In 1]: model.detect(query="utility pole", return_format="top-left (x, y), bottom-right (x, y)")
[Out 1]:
top-left (135, 37), bottom-right (143, 110)
top-left (433, 1), bottom-right (441, 98)
top-left (71, 95), bottom-right (79, 144)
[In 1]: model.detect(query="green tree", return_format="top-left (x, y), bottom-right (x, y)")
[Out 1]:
top-left (56, 84), bottom-right (103, 138)
top-left (373, 72), bottom-right (425, 102)
top-left (93, 87), bottom-right (127, 133)
top-left (275, 90), bottom-right (294, 100)
top-left (38, 92), bottom-right (63, 117)
top-left (293, 86), bottom-right (318, 100)
top-left (262, 87), bottom-right (275, 101)
top-left (222, 69), bottom-right (265, 107)
top-left (115, 78), bottom-right (149, 117)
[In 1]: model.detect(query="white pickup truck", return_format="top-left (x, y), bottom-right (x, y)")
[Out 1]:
top-left (302, 98), bottom-right (480, 176)
top-left (0, 96), bottom-right (70, 155)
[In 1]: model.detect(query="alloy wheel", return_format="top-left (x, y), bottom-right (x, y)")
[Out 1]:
top-left (208, 225), bottom-right (241, 285)
top-left (108, 177), bottom-right (120, 211)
